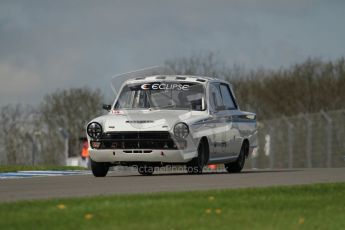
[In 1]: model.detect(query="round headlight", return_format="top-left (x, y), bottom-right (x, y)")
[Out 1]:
top-left (87, 122), bottom-right (102, 139)
top-left (174, 122), bottom-right (189, 139)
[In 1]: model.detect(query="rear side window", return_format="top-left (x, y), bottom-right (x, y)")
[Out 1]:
top-left (219, 84), bottom-right (237, 110)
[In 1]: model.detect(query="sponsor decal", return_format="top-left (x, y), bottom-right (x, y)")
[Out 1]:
top-left (140, 83), bottom-right (190, 90)
top-left (141, 84), bottom-right (151, 90)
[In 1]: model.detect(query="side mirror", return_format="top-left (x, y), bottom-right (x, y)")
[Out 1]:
top-left (102, 104), bottom-right (111, 111)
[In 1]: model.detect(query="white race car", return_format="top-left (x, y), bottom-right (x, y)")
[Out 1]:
top-left (87, 72), bottom-right (257, 176)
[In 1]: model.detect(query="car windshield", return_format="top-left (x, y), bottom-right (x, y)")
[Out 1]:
top-left (115, 81), bottom-right (206, 111)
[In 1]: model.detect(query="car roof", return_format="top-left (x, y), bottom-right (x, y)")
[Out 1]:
top-left (124, 75), bottom-right (230, 85)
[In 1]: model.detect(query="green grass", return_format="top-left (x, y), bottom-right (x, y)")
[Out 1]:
top-left (0, 183), bottom-right (344, 230)
top-left (0, 165), bottom-right (86, 173)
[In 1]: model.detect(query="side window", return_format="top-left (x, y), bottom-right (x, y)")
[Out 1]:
top-left (209, 84), bottom-right (224, 112)
top-left (219, 84), bottom-right (237, 110)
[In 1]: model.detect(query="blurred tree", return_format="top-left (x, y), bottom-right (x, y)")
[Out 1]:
top-left (166, 53), bottom-right (345, 119)
top-left (40, 87), bottom-right (104, 160)
top-left (0, 104), bottom-right (36, 165)
top-left (232, 58), bottom-right (345, 119)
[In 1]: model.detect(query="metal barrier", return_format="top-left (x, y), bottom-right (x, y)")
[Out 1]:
top-left (247, 109), bottom-right (345, 169)
top-left (1, 109), bottom-right (344, 168)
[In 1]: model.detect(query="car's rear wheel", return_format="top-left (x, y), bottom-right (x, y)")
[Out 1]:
top-left (91, 159), bottom-right (109, 177)
top-left (186, 139), bottom-right (208, 174)
top-left (224, 143), bottom-right (246, 173)
top-left (138, 165), bottom-right (155, 176)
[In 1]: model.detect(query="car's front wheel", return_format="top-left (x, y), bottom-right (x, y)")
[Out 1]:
top-left (91, 159), bottom-right (109, 177)
top-left (186, 139), bottom-right (208, 174)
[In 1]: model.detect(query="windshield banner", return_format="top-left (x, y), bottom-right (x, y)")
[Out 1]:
top-left (140, 82), bottom-right (192, 91)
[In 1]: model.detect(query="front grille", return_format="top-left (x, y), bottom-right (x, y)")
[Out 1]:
top-left (97, 131), bottom-right (179, 150)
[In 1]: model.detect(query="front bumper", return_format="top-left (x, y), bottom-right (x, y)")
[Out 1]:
top-left (89, 149), bottom-right (197, 163)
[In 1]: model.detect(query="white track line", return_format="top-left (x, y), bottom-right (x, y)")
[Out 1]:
top-left (0, 170), bottom-right (91, 179)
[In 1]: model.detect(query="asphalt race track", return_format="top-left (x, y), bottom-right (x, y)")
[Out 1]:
top-left (1, 168), bottom-right (344, 202)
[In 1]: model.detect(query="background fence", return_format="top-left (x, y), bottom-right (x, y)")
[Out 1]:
top-left (247, 109), bottom-right (345, 169)
top-left (1, 109), bottom-right (344, 169)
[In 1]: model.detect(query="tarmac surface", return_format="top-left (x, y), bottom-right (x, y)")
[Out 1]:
top-left (1, 168), bottom-right (344, 202)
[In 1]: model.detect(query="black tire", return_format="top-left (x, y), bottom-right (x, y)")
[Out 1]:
top-left (138, 165), bottom-right (155, 176)
top-left (186, 139), bottom-right (208, 174)
top-left (91, 159), bottom-right (109, 177)
top-left (224, 143), bottom-right (246, 173)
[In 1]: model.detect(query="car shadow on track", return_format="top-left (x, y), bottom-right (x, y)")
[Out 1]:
top-left (107, 169), bottom-right (302, 177)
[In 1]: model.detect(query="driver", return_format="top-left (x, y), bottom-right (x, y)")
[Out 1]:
top-left (178, 91), bottom-right (189, 108)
